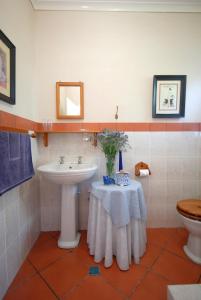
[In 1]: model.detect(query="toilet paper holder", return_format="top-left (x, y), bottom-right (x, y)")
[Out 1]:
top-left (135, 161), bottom-right (151, 176)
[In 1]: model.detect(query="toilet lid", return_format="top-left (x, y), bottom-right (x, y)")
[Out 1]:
top-left (177, 199), bottom-right (201, 221)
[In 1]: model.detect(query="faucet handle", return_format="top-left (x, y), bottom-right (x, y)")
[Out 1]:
top-left (78, 156), bottom-right (82, 164)
top-left (59, 156), bottom-right (65, 164)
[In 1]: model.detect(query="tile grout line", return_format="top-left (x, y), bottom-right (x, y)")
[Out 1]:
top-left (147, 242), bottom-right (185, 284)
top-left (164, 247), bottom-right (191, 262)
top-left (128, 246), bottom-right (166, 299)
top-left (128, 267), bottom-right (150, 299)
top-left (104, 240), bottom-right (155, 298)
top-left (9, 230), bottom-right (199, 299)
top-left (61, 273), bottom-right (100, 300)
top-left (27, 258), bottom-right (60, 300)
top-left (28, 250), bottom-right (71, 274)
top-left (162, 245), bottom-right (201, 269)
top-left (150, 269), bottom-right (173, 284)
top-left (146, 248), bottom-right (201, 285)
top-left (99, 271), bottom-right (129, 300)
top-left (196, 273), bottom-right (201, 283)
top-left (3, 270), bottom-right (37, 295)
top-left (97, 240), bottom-right (167, 299)
top-left (28, 235), bottom-right (73, 274)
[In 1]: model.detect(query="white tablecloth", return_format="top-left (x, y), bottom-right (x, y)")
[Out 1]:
top-left (87, 181), bottom-right (147, 270)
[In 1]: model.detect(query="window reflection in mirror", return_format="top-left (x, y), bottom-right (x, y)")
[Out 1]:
top-left (56, 82), bottom-right (84, 119)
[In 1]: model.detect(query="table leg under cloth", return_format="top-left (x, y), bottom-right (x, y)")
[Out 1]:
top-left (87, 195), bottom-right (147, 271)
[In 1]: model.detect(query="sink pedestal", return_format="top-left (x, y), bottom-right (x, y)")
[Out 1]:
top-left (38, 162), bottom-right (97, 249)
top-left (58, 184), bottom-right (81, 248)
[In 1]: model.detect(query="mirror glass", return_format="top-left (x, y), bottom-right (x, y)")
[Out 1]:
top-left (56, 82), bottom-right (84, 119)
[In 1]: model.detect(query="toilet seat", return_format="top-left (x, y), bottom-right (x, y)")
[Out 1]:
top-left (177, 199), bottom-right (201, 222)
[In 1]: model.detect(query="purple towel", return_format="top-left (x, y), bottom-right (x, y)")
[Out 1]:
top-left (0, 131), bottom-right (34, 196)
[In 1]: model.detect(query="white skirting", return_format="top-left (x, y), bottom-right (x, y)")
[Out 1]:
top-left (87, 195), bottom-right (147, 270)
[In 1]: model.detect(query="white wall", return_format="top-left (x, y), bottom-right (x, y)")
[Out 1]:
top-left (0, 139), bottom-right (40, 299)
top-left (1, 6), bottom-right (201, 296)
top-left (34, 11), bottom-right (201, 233)
top-left (37, 131), bottom-right (201, 231)
top-left (35, 11), bottom-right (201, 122)
top-left (0, 0), bottom-right (36, 120)
top-left (0, 2), bottom-right (40, 298)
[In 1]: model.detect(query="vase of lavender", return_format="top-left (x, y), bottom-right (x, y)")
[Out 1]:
top-left (98, 129), bottom-right (130, 179)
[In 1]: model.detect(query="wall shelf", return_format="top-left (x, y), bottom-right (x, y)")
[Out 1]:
top-left (43, 132), bottom-right (48, 147)
top-left (1, 110), bottom-right (201, 147)
top-left (40, 131), bottom-right (98, 147)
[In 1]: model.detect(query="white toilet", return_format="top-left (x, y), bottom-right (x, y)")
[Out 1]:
top-left (177, 199), bottom-right (201, 265)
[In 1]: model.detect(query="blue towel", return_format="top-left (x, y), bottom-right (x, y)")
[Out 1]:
top-left (0, 131), bottom-right (35, 196)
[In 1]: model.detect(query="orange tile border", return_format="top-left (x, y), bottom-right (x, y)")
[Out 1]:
top-left (165, 123), bottom-right (184, 131)
top-left (0, 110), bottom-right (37, 133)
top-left (149, 123), bottom-right (166, 131)
top-left (182, 123), bottom-right (200, 131)
top-left (1, 110), bottom-right (201, 133)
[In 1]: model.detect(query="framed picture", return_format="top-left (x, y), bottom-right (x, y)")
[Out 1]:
top-left (152, 75), bottom-right (186, 118)
top-left (0, 30), bottom-right (16, 105)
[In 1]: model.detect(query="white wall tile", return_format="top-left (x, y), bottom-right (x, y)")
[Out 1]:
top-left (4, 190), bottom-right (20, 249)
top-left (0, 254), bottom-right (8, 300)
top-left (6, 237), bottom-right (21, 284)
top-left (0, 139), bottom-right (40, 297)
top-left (181, 157), bottom-right (199, 180)
top-left (149, 157), bottom-right (167, 181)
top-left (167, 181), bottom-right (183, 203)
top-left (29, 216), bottom-right (40, 246)
top-left (147, 203), bottom-right (167, 227)
top-left (149, 180), bottom-right (167, 201)
top-left (37, 131), bottom-right (201, 230)
top-left (182, 180), bottom-right (200, 199)
top-left (19, 223), bottom-right (31, 260)
top-left (182, 132), bottom-right (200, 157)
top-left (133, 132), bottom-right (150, 156)
top-left (166, 133), bottom-right (186, 157)
top-left (150, 132), bottom-right (167, 157)
top-left (167, 157), bottom-right (183, 181)
top-left (0, 200), bottom-right (6, 256)
top-left (166, 204), bottom-right (183, 227)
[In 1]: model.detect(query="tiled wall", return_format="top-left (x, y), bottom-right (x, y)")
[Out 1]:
top-left (37, 131), bottom-right (201, 231)
top-left (0, 139), bottom-right (40, 299)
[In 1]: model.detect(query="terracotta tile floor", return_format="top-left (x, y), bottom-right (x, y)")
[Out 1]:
top-left (4, 228), bottom-right (201, 300)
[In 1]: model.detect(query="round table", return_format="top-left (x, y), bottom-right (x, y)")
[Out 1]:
top-left (87, 180), bottom-right (147, 270)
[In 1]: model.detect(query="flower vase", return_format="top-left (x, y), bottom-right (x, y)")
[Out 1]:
top-left (106, 157), bottom-right (116, 179)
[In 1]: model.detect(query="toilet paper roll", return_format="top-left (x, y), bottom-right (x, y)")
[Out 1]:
top-left (139, 169), bottom-right (149, 177)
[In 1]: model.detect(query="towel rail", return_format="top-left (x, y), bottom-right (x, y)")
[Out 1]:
top-left (0, 127), bottom-right (36, 138)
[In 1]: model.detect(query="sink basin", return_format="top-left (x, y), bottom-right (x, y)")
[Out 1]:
top-left (38, 162), bottom-right (97, 249)
top-left (37, 162), bottom-right (97, 185)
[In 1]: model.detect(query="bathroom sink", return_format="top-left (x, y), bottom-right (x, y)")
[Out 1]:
top-left (38, 161), bottom-right (97, 249)
top-left (37, 162), bottom-right (97, 185)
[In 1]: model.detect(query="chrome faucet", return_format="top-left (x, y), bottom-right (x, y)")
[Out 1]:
top-left (78, 156), bottom-right (82, 164)
top-left (59, 156), bottom-right (65, 165)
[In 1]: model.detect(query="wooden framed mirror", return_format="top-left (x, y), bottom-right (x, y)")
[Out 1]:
top-left (56, 82), bottom-right (84, 119)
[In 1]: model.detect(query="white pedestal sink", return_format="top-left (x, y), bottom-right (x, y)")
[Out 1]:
top-left (38, 162), bottom-right (97, 248)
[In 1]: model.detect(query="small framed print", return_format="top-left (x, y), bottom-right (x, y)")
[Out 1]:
top-left (152, 75), bottom-right (186, 118)
top-left (0, 30), bottom-right (16, 105)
